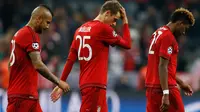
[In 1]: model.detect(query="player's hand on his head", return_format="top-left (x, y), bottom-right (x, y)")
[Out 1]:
top-left (58, 80), bottom-right (70, 93)
top-left (180, 83), bottom-right (193, 96)
top-left (120, 7), bottom-right (128, 24)
top-left (160, 95), bottom-right (170, 112)
top-left (51, 86), bottom-right (63, 102)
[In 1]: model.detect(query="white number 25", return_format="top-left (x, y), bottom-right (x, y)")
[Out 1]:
top-left (148, 31), bottom-right (163, 54)
top-left (76, 35), bottom-right (92, 61)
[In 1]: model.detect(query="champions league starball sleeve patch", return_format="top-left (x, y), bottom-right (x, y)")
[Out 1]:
top-left (167, 46), bottom-right (173, 54)
top-left (32, 43), bottom-right (39, 50)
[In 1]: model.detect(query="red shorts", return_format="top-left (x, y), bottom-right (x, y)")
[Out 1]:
top-left (80, 87), bottom-right (108, 112)
top-left (146, 87), bottom-right (184, 112)
top-left (7, 97), bottom-right (42, 112)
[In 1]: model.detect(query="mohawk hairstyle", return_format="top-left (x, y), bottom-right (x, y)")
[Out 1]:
top-left (39, 4), bottom-right (54, 17)
top-left (170, 7), bottom-right (195, 26)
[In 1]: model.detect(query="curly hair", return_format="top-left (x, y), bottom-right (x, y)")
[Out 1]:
top-left (170, 7), bottom-right (195, 26)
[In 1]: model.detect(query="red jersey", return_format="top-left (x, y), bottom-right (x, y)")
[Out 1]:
top-left (8, 26), bottom-right (41, 98)
top-left (61, 20), bottom-right (131, 89)
top-left (145, 26), bottom-right (179, 88)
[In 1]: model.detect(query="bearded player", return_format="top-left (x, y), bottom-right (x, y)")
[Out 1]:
top-left (7, 4), bottom-right (70, 112)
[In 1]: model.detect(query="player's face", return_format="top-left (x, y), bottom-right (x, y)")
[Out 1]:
top-left (37, 12), bottom-right (52, 34)
top-left (174, 21), bottom-right (190, 37)
top-left (105, 11), bottom-right (121, 26)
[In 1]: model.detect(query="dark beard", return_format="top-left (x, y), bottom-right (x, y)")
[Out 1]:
top-left (36, 29), bottom-right (42, 34)
top-left (173, 31), bottom-right (182, 38)
top-left (173, 32), bottom-right (182, 42)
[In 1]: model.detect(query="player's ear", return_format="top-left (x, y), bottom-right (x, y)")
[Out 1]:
top-left (105, 10), bottom-right (111, 16)
top-left (36, 16), bottom-right (43, 24)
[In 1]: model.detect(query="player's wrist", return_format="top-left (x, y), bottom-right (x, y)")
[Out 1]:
top-left (123, 19), bottom-right (128, 24)
top-left (163, 89), bottom-right (169, 95)
top-left (56, 79), bottom-right (60, 86)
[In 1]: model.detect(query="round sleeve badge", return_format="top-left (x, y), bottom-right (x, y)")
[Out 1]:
top-left (32, 43), bottom-right (39, 49)
top-left (167, 46), bottom-right (173, 54)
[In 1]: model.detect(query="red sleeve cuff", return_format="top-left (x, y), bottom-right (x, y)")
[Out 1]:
top-left (123, 23), bottom-right (129, 28)
top-left (159, 52), bottom-right (170, 60)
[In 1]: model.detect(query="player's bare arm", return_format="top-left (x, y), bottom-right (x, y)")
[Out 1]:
top-left (159, 57), bottom-right (169, 91)
top-left (176, 76), bottom-right (193, 96)
top-left (159, 57), bottom-right (170, 112)
top-left (29, 51), bottom-right (59, 84)
top-left (29, 51), bottom-right (70, 92)
top-left (176, 76), bottom-right (184, 86)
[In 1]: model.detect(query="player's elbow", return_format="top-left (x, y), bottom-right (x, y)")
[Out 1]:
top-left (127, 44), bottom-right (131, 49)
top-left (32, 60), bottom-right (43, 70)
top-left (125, 41), bottom-right (132, 49)
top-left (124, 44), bottom-right (131, 49)
top-left (158, 64), bottom-right (168, 74)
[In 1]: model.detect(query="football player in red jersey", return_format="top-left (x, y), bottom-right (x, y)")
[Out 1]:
top-left (51, 1), bottom-right (131, 112)
top-left (7, 4), bottom-right (70, 112)
top-left (145, 8), bottom-right (195, 112)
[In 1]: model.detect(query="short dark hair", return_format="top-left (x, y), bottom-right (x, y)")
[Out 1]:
top-left (170, 7), bottom-right (195, 26)
top-left (39, 4), bottom-right (54, 17)
top-left (100, 0), bottom-right (122, 15)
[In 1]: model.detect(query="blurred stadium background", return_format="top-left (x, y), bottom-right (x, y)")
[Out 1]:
top-left (0, 0), bottom-right (200, 112)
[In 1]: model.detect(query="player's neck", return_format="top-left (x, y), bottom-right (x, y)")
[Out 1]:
top-left (166, 22), bottom-right (175, 33)
top-left (94, 14), bottom-right (105, 23)
top-left (26, 20), bottom-right (37, 32)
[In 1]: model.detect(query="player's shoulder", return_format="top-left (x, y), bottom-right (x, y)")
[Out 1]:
top-left (158, 26), bottom-right (172, 35)
top-left (14, 26), bottom-right (32, 39)
top-left (14, 26), bottom-right (39, 45)
top-left (157, 26), bottom-right (173, 36)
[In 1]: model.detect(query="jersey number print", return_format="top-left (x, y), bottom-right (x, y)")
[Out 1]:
top-left (149, 31), bottom-right (163, 54)
top-left (76, 35), bottom-right (92, 61)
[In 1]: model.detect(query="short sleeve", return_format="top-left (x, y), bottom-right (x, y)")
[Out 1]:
top-left (15, 28), bottom-right (41, 53)
top-left (159, 34), bottom-right (173, 59)
top-left (96, 24), bottom-right (120, 45)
